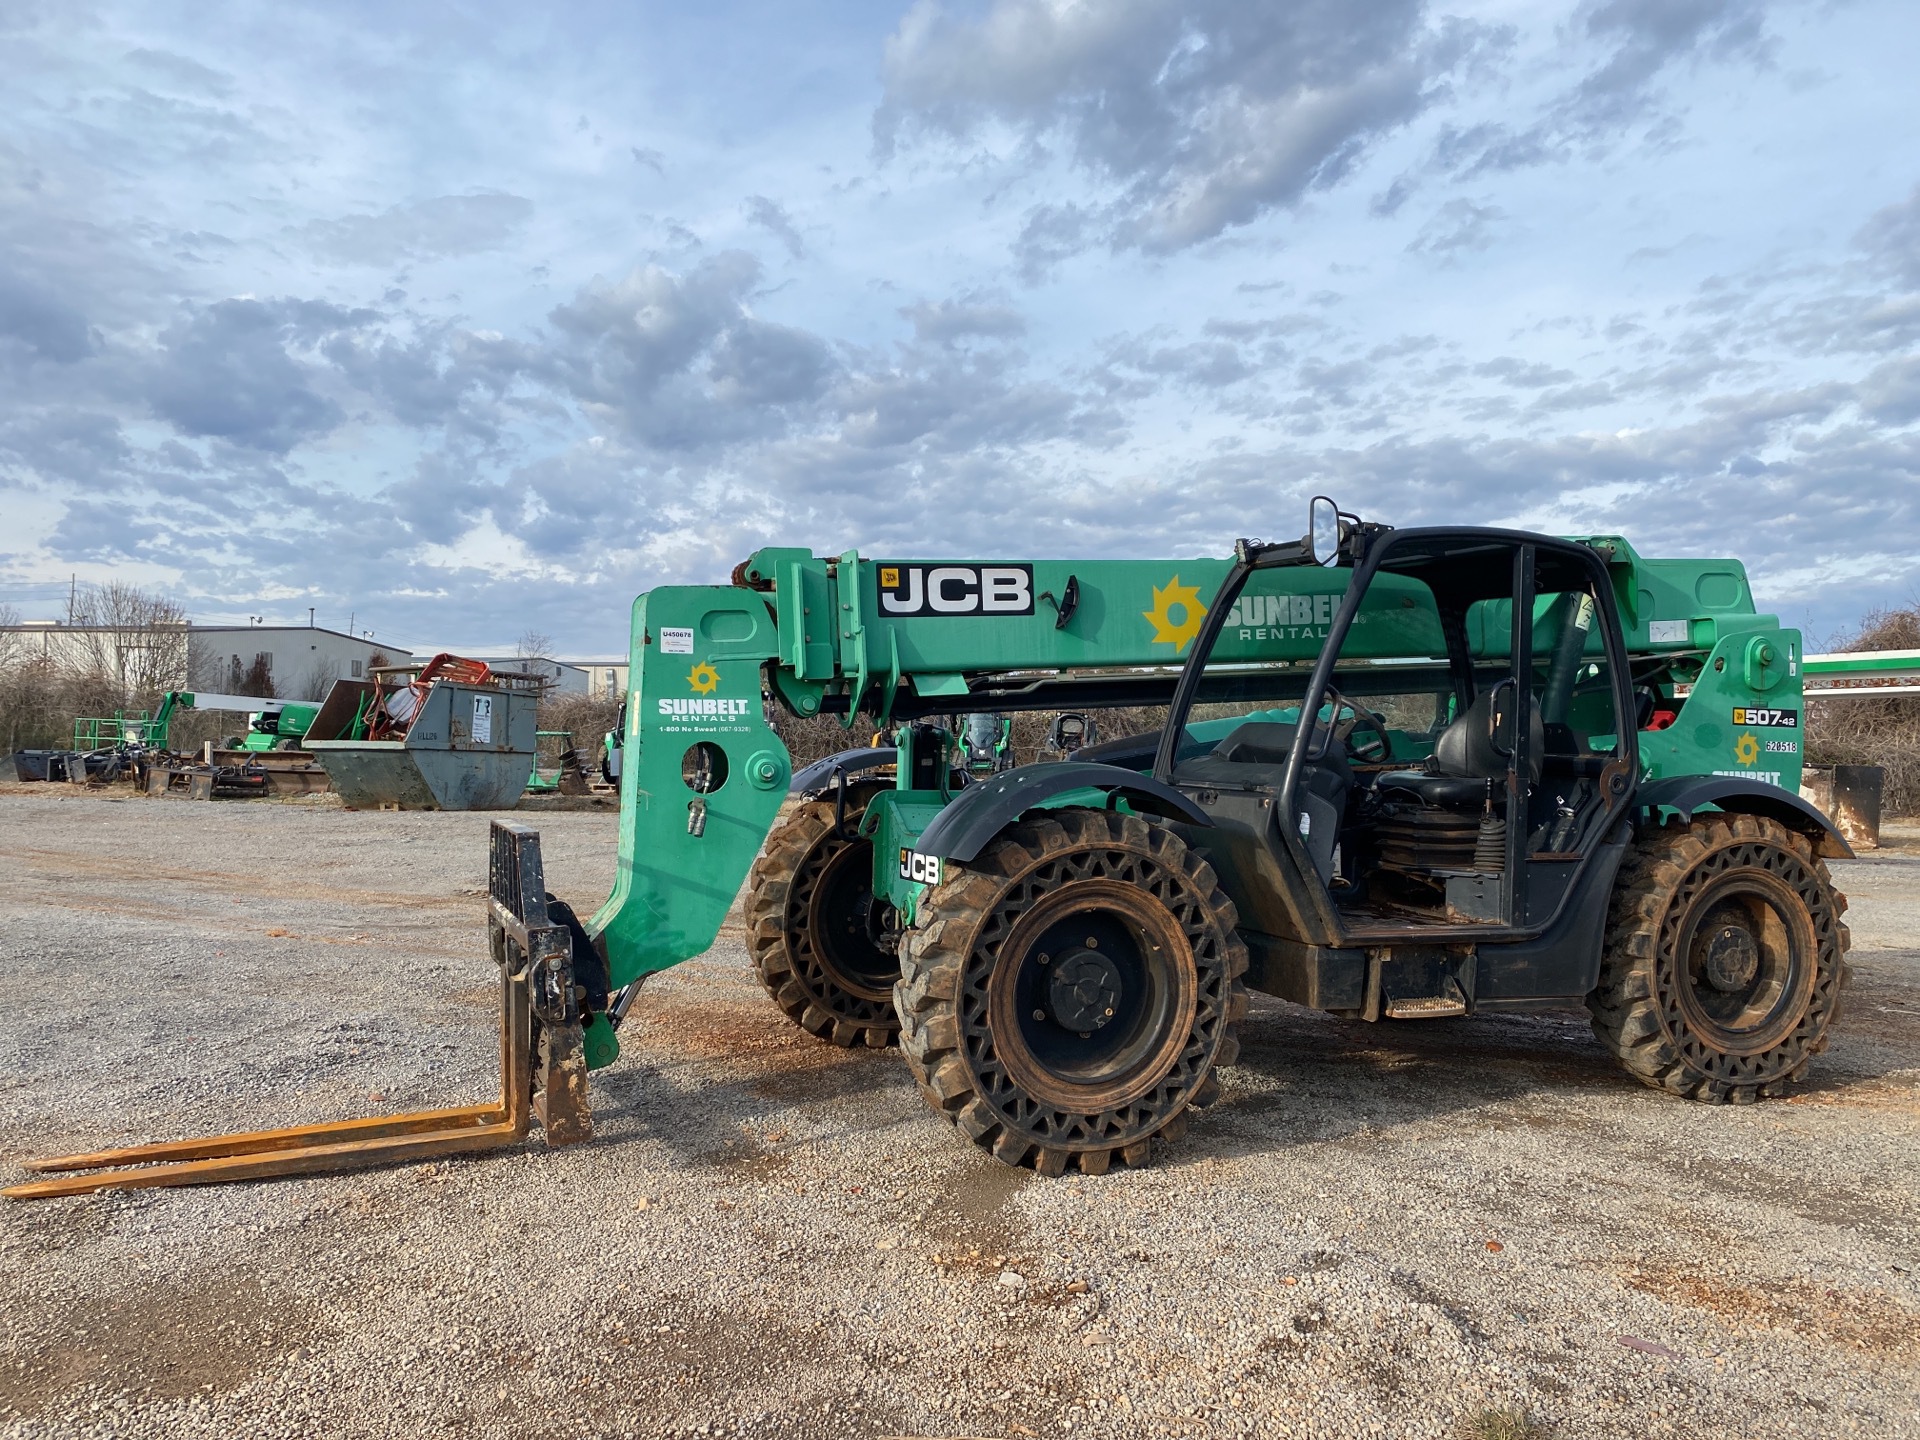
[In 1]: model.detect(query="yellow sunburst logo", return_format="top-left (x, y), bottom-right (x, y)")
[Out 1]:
top-left (1143, 576), bottom-right (1207, 654)
top-left (687, 662), bottom-right (720, 695)
top-left (1734, 731), bottom-right (1759, 766)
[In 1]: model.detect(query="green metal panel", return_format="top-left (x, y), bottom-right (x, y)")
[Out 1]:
top-left (1640, 629), bottom-right (1806, 791)
top-left (586, 587), bottom-right (790, 1004)
top-left (866, 791), bottom-right (953, 921)
top-left (737, 541), bottom-right (1770, 721)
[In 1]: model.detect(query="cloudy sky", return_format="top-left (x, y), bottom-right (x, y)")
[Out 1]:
top-left (2, 0), bottom-right (1916, 656)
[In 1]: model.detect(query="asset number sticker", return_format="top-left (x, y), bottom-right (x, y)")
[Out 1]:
top-left (660, 627), bottom-right (694, 655)
top-left (1731, 706), bottom-right (1798, 728)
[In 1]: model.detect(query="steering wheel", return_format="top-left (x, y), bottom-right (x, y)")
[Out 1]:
top-left (1323, 687), bottom-right (1394, 764)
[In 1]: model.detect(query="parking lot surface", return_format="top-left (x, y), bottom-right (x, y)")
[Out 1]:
top-left (0, 790), bottom-right (1915, 1439)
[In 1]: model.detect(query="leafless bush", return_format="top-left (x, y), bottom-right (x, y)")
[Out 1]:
top-left (0, 659), bottom-right (125, 753)
top-left (537, 692), bottom-right (623, 767)
top-left (1806, 605), bottom-right (1920, 815)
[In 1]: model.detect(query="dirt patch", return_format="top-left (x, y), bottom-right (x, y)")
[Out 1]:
top-left (1622, 1264), bottom-right (1920, 1355)
top-left (0, 1271), bottom-right (328, 1418)
top-left (1784, 1074), bottom-right (1920, 1113)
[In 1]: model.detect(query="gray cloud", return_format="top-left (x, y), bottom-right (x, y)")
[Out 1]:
top-left (1408, 197), bottom-right (1504, 256)
top-left (900, 297), bottom-right (1026, 346)
top-left (295, 193), bottom-right (534, 267)
top-left (1569, 0), bottom-right (1772, 135)
top-left (143, 298), bottom-right (366, 452)
top-left (1433, 0), bottom-right (1781, 179)
top-left (122, 46), bottom-right (233, 96)
top-left (743, 195), bottom-right (806, 259)
top-left (544, 251), bottom-right (835, 449)
top-left (0, 264), bottom-right (94, 363)
top-left (1857, 184), bottom-right (1920, 290)
top-left (878, 0), bottom-right (1497, 260)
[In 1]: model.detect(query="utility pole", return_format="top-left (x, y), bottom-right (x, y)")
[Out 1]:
top-left (308, 607), bottom-right (315, 628)
top-left (67, 574), bottom-right (74, 625)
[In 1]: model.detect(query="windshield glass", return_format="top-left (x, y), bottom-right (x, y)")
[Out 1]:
top-left (1164, 565), bottom-right (1461, 772)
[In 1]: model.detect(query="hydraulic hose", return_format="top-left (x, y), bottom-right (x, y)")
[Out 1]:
top-left (1540, 591), bottom-right (1597, 725)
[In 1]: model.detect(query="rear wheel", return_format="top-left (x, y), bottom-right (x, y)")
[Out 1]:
top-left (1589, 813), bottom-right (1851, 1102)
top-left (746, 800), bottom-right (900, 1048)
top-left (895, 809), bottom-right (1247, 1174)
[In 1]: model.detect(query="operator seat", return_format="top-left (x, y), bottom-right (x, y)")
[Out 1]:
top-left (1372, 688), bottom-right (1541, 807)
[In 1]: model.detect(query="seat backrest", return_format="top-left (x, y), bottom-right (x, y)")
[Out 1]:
top-left (1432, 688), bottom-right (1543, 784)
top-left (1214, 720), bottom-right (1301, 765)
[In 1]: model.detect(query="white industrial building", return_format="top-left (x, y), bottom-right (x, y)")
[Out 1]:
top-left (0, 621), bottom-right (413, 702)
top-left (565, 656), bottom-right (630, 699)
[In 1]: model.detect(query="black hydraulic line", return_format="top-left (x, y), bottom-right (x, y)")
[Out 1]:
top-left (1540, 591), bottom-right (1597, 725)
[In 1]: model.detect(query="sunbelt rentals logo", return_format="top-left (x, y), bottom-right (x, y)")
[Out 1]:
top-left (657, 660), bottom-right (751, 720)
top-left (1143, 576), bottom-right (1207, 654)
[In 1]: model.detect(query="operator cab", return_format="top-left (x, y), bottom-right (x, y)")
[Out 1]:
top-left (1154, 503), bottom-right (1637, 952)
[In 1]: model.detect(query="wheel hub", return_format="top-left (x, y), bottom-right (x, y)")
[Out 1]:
top-left (1048, 948), bottom-right (1123, 1032)
top-left (1701, 923), bottom-right (1760, 993)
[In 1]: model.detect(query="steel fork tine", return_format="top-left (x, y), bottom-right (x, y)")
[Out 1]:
top-left (20, 1104), bottom-right (508, 1173)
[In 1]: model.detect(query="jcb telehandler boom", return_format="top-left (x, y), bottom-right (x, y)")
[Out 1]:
top-left (10, 501), bottom-right (1852, 1195)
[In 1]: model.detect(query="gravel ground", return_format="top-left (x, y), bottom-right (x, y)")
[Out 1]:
top-left (0, 786), bottom-right (1915, 1440)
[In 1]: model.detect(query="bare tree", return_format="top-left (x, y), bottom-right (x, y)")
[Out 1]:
top-left (0, 603), bottom-right (19, 671)
top-left (295, 657), bottom-right (341, 702)
top-left (70, 582), bottom-right (189, 699)
top-left (516, 629), bottom-right (554, 662)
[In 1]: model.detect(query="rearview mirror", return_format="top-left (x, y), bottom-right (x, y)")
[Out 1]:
top-left (1309, 495), bottom-right (1340, 567)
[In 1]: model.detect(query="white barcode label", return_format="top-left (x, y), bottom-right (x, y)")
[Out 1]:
top-left (660, 627), bottom-right (694, 655)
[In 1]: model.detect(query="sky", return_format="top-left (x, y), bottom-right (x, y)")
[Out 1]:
top-left (1, 0), bottom-right (1916, 657)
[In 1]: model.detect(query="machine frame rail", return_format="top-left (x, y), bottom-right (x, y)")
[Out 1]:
top-left (4, 823), bottom-right (587, 1200)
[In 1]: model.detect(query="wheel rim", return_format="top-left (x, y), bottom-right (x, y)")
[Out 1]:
top-left (800, 834), bottom-right (897, 1002)
top-left (1670, 870), bottom-right (1813, 1053)
top-left (1652, 837), bottom-right (1836, 1081)
top-left (985, 880), bottom-right (1197, 1111)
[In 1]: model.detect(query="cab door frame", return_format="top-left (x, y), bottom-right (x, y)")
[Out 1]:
top-left (1154, 527), bottom-right (1641, 958)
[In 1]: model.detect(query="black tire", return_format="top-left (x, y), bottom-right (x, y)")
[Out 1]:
top-left (745, 801), bottom-right (900, 1048)
top-left (1589, 812), bottom-right (1852, 1103)
top-left (894, 808), bottom-right (1248, 1175)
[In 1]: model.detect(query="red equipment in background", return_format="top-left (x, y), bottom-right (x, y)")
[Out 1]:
top-left (368, 654), bottom-right (494, 740)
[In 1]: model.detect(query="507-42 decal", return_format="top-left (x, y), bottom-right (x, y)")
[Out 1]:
top-left (1732, 706), bottom-right (1798, 728)
top-left (898, 848), bottom-right (942, 885)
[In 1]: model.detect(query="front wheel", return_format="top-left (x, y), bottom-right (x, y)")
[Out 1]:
top-left (1589, 813), bottom-right (1851, 1102)
top-left (895, 809), bottom-right (1247, 1175)
top-left (746, 801), bottom-right (901, 1048)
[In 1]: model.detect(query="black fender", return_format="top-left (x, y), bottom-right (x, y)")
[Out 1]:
top-left (791, 746), bottom-right (897, 796)
top-left (915, 761), bottom-right (1211, 863)
top-left (1637, 775), bottom-right (1852, 859)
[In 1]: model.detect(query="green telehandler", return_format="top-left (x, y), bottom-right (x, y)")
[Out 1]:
top-left (10, 501), bottom-right (1853, 1196)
